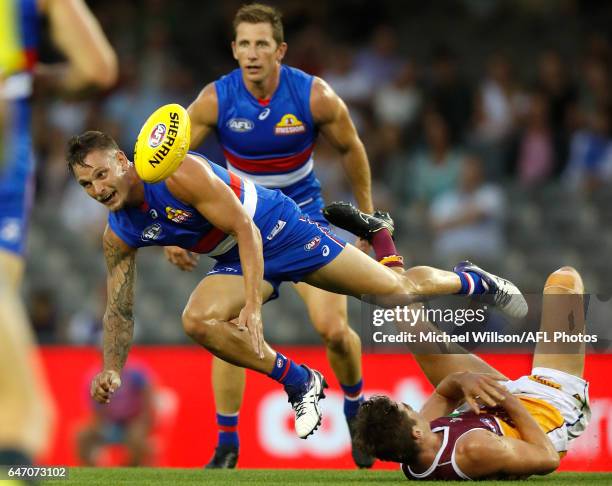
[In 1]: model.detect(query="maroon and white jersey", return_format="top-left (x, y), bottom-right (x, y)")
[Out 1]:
top-left (401, 411), bottom-right (503, 481)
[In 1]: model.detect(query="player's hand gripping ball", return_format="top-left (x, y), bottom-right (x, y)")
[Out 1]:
top-left (134, 103), bottom-right (191, 183)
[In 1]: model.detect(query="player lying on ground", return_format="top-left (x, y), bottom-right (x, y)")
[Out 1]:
top-left (352, 266), bottom-right (590, 480)
top-left (67, 131), bottom-right (526, 440)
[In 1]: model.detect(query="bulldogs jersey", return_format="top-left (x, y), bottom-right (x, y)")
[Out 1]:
top-left (215, 65), bottom-right (326, 220)
top-left (0, 0), bottom-right (39, 254)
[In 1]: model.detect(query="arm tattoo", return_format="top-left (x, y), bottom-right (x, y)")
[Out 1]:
top-left (102, 235), bottom-right (136, 372)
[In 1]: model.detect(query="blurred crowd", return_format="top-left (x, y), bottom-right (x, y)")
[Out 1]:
top-left (26, 0), bottom-right (612, 344)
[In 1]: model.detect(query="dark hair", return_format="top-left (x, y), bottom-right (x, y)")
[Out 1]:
top-left (353, 395), bottom-right (419, 463)
top-left (66, 131), bottom-right (119, 176)
top-left (233, 3), bottom-right (284, 46)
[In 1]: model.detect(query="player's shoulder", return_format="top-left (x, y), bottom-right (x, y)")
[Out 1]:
top-left (190, 82), bottom-right (218, 113)
top-left (215, 68), bottom-right (243, 90)
top-left (455, 428), bottom-right (499, 458)
top-left (283, 64), bottom-right (313, 82)
top-left (103, 224), bottom-right (136, 255)
top-left (310, 76), bottom-right (343, 122)
top-left (454, 429), bottom-right (506, 478)
top-left (165, 153), bottom-right (215, 201)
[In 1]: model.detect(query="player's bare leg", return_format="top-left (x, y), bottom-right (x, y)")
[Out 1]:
top-left (183, 274), bottom-right (328, 453)
top-left (305, 244), bottom-right (463, 299)
top-left (0, 250), bottom-right (25, 289)
top-left (0, 269), bottom-right (55, 462)
top-left (293, 282), bottom-right (374, 468)
top-left (182, 275), bottom-right (278, 372)
top-left (324, 202), bottom-right (528, 318)
top-left (294, 284), bottom-right (361, 389)
top-left (532, 266), bottom-right (586, 377)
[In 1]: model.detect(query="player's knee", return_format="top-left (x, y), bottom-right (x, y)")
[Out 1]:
top-left (544, 266), bottom-right (584, 295)
top-left (316, 318), bottom-right (351, 352)
top-left (181, 305), bottom-right (218, 343)
top-left (401, 266), bottom-right (437, 295)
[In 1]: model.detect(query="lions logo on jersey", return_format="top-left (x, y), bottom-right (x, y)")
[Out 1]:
top-left (274, 114), bottom-right (306, 135)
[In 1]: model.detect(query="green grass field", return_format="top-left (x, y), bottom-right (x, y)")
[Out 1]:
top-left (33, 468), bottom-right (612, 485)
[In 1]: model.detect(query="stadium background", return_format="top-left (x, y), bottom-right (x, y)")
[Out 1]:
top-left (22, 0), bottom-right (612, 469)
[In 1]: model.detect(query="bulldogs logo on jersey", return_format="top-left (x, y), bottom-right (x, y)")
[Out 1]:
top-left (166, 206), bottom-right (192, 224)
top-left (274, 114), bottom-right (306, 135)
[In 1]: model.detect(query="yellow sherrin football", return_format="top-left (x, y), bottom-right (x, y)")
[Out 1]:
top-left (134, 103), bottom-right (191, 183)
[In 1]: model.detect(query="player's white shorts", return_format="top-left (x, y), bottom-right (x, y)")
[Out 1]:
top-left (501, 367), bottom-right (591, 454)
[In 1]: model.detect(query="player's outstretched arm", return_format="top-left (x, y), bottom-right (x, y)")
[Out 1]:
top-left (91, 226), bottom-right (137, 404)
top-left (37, 0), bottom-right (118, 93)
top-left (166, 156), bottom-right (265, 357)
top-left (311, 77), bottom-right (373, 215)
top-left (187, 82), bottom-right (218, 149)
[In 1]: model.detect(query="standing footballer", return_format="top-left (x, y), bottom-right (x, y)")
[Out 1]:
top-left (165, 3), bottom-right (383, 468)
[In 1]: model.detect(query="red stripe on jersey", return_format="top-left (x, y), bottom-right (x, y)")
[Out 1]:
top-left (228, 170), bottom-right (242, 199)
top-left (189, 172), bottom-right (243, 254)
top-left (223, 144), bottom-right (313, 174)
top-left (24, 49), bottom-right (38, 70)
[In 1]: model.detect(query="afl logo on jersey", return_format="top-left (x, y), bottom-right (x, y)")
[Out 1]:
top-left (275, 114), bottom-right (306, 135)
top-left (148, 123), bottom-right (167, 148)
top-left (227, 118), bottom-right (254, 133)
top-left (304, 235), bottom-right (321, 251)
top-left (141, 223), bottom-right (162, 241)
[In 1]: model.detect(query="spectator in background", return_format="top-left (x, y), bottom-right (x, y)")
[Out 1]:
top-left (429, 155), bottom-right (505, 263)
top-left (515, 89), bottom-right (555, 187)
top-left (77, 365), bottom-right (154, 467)
top-left (353, 25), bottom-right (402, 93)
top-left (321, 44), bottom-right (370, 130)
top-left (535, 49), bottom-right (578, 175)
top-left (374, 60), bottom-right (422, 131)
top-left (472, 52), bottom-right (528, 177)
top-left (578, 56), bottom-right (611, 125)
top-left (474, 52), bottom-right (528, 142)
top-left (426, 45), bottom-right (473, 144)
top-left (391, 109), bottom-right (463, 207)
top-left (564, 105), bottom-right (612, 193)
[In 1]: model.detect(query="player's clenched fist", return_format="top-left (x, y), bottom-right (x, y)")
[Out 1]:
top-left (91, 369), bottom-right (122, 404)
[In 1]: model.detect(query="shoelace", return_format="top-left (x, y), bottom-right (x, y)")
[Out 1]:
top-left (289, 392), bottom-right (317, 418)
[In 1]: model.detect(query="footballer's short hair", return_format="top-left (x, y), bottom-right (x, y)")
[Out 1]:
top-left (233, 3), bottom-right (284, 46)
top-left (353, 395), bottom-right (420, 463)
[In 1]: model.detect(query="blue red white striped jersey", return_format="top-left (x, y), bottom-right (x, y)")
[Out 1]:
top-left (215, 65), bottom-right (319, 195)
top-left (108, 155), bottom-right (287, 258)
top-left (0, 0), bottom-right (39, 255)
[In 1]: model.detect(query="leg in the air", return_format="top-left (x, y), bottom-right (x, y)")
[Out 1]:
top-left (532, 266), bottom-right (586, 378)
